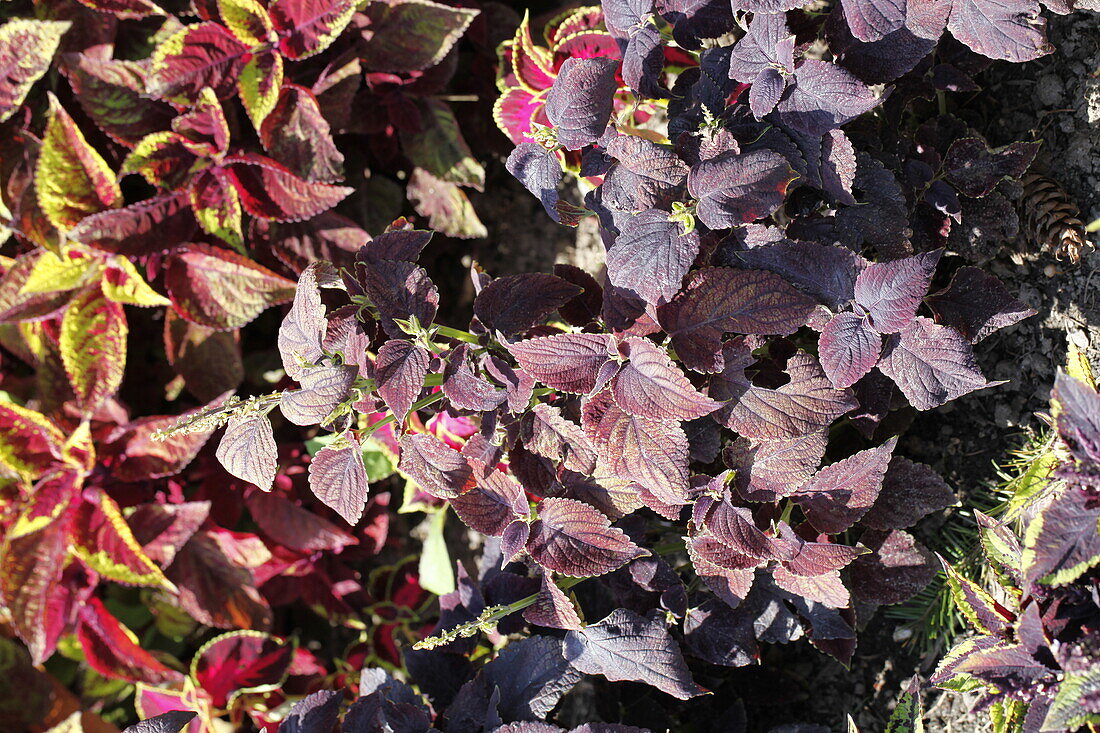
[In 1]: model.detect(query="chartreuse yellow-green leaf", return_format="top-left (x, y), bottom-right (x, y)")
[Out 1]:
top-left (238, 51), bottom-right (283, 129)
top-left (59, 285), bottom-right (127, 413)
top-left (35, 94), bottom-right (122, 232)
top-left (218, 0), bottom-right (273, 46)
top-left (19, 247), bottom-right (101, 295)
top-left (0, 20), bottom-right (71, 123)
top-left (102, 256), bottom-right (171, 307)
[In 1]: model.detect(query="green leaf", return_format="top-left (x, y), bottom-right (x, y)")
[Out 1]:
top-left (0, 20), bottom-right (71, 123)
top-left (884, 677), bottom-right (924, 733)
top-left (362, 437), bottom-right (396, 483)
top-left (1042, 667), bottom-right (1100, 731)
top-left (102, 256), bottom-right (171, 307)
top-left (36, 94), bottom-right (123, 232)
top-left (418, 509), bottom-right (455, 595)
top-left (400, 99), bottom-right (485, 190)
top-left (59, 285), bottom-right (128, 413)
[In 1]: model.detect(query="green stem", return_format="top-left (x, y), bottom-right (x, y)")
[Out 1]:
top-left (364, 391), bottom-right (445, 436)
top-left (434, 325), bottom-right (481, 345)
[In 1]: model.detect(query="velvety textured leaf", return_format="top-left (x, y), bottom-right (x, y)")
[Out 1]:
top-left (0, 20), bottom-right (71, 123)
top-left (167, 531), bottom-right (272, 630)
top-left (278, 690), bottom-right (343, 733)
top-left (839, 0), bottom-right (907, 41)
top-left (849, 529), bottom-right (936, 606)
top-left (166, 243), bottom-right (296, 330)
top-left (943, 138), bottom-right (1038, 198)
top-left (260, 84), bottom-right (343, 183)
top-left (607, 210), bottom-right (699, 305)
top-left (878, 317), bottom-right (993, 410)
top-left (128, 501), bottom-right (211, 568)
top-left (59, 285), bottom-right (126, 412)
top-left (861, 457), bottom-right (955, 530)
top-left (659, 268), bottom-right (817, 373)
top-left (225, 154), bottom-right (352, 221)
top-left (521, 403), bottom-right (598, 475)
top-left (688, 151), bottom-right (797, 229)
top-left (687, 532), bottom-right (760, 608)
top-left (947, 0), bottom-right (1052, 62)
top-left (216, 413), bottom-right (278, 491)
top-left (480, 635), bottom-right (582, 721)
top-left (508, 333), bottom-right (614, 394)
top-left (795, 437), bottom-right (896, 534)
top-left (451, 468), bottom-right (528, 536)
top-left (474, 273), bottom-right (582, 335)
top-left (192, 631), bottom-right (294, 708)
top-left (375, 339), bottom-right (430, 425)
top-left (281, 363), bottom-right (356, 425)
top-left (110, 409), bottom-right (217, 481)
top-left (307, 432), bottom-right (369, 525)
top-left (712, 341), bottom-right (858, 440)
top-left (60, 54), bottom-right (171, 144)
top-left (526, 498), bottom-right (647, 577)
top-left (612, 337), bottom-right (720, 420)
top-left (683, 599), bottom-right (758, 668)
top-left (563, 608), bottom-right (705, 700)
top-left (545, 57), bottom-right (620, 150)
top-left (124, 711), bottom-right (199, 733)
top-left (278, 261), bottom-right (328, 380)
top-left (604, 135), bottom-right (690, 211)
top-left (442, 343), bottom-right (507, 411)
top-left (587, 391), bottom-right (691, 504)
top-left (925, 266), bottom-right (1036, 343)
top-left (749, 67), bottom-right (786, 118)
top-left (71, 490), bottom-right (172, 588)
top-left (725, 431), bottom-right (828, 502)
top-left (399, 433), bottom-right (474, 500)
top-left (1021, 486), bottom-right (1100, 587)
top-left (507, 142), bottom-right (565, 222)
top-left (77, 596), bottom-right (184, 684)
top-left (775, 60), bottom-right (881, 136)
top-left (722, 241), bottom-right (866, 310)
top-left (853, 250), bottom-right (942, 333)
top-left (523, 570), bottom-right (583, 630)
top-left (728, 12), bottom-right (793, 82)
top-left (360, 0), bottom-right (478, 72)
top-left (36, 95), bottom-right (122, 232)
top-left (819, 311), bottom-right (882, 388)
top-left (359, 258), bottom-right (439, 338)
top-left (269, 0), bottom-right (356, 59)
top-left (147, 22), bottom-right (250, 102)
top-left (69, 193), bottom-right (198, 256)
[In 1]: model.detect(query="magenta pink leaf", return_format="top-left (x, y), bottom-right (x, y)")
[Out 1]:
top-left (307, 432), bottom-right (369, 525)
top-left (611, 337), bottom-right (720, 420)
top-left (245, 491), bottom-right (356, 552)
top-left (818, 311), bottom-right (883, 388)
top-left (545, 57), bottom-right (620, 150)
top-left (77, 597), bottom-right (184, 685)
top-left (878, 316), bottom-right (995, 410)
top-left (794, 437), bottom-right (897, 533)
top-left (508, 333), bottom-right (614, 394)
top-left (474, 273), bottom-right (583, 336)
top-left (607, 210), bottom-right (700, 305)
top-left (860, 457), bottom-right (956, 530)
top-left (67, 193), bottom-right (198, 256)
top-left (526, 498), bottom-right (647, 577)
top-left (375, 339), bottom-right (430, 425)
top-left (399, 433), bottom-right (474, 500)
top-left (224, 154), bottom-right (352, 222)
top-left (523, 570), bottom-right (583, 630)
top-left (192, 631), bottom-right (294, 708)
top-left (658, 268), bottom-right (817, 373)
top-left (521, 403), bottom-right (598, 476)
top-left (563, 608), bottom-right (706, 700)
top-left (853, 250), bottom-right (941, 333)
top-left (688, 151), bottom-right (798, 229)
top-left (269, 0), bottom-right (357, 59)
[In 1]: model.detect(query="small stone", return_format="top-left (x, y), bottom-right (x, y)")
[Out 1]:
top-left (1068, 330), bottom-right (1090, 349)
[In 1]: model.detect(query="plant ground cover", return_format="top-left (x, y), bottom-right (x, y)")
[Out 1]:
top-left (2, 0), bottom-right (1100, 726)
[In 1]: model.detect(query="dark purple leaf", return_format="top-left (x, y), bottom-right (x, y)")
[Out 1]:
top-left (521, 403), bottom-right (598, 475)
top-left (475, 274), bottom-right (583, 336)
top-left (832, 154), bottom-right (911, 257)
top-left (357, 224), bottom-right (433, 263)
top-left (508, 333), bottom-right (614, 394)
top-left (281, 363), bottom-right (357, 426)
top-left (622, 24), bottom-right (666, 99)
top-left (827, 7), bottom-right (939, 85)
top-left (794, 437), bottom-right (897, 533)
top-left (840, 0), bottom-right (907, 41)
top-left (585, 391), bottom-right (691, 504)
top-left (451, 469), bottom-right (529, 537)
top-left (849, 529), bottom-right (936, 605)
top-left (819, 311), bottom-right (883, 388)
top-left (506, 143), bottom-right (564, 222)
top-left (399, 433), bottom-right (474, 500)
top-left (775, 60), bottom-right (881, 136)
top-left (607, 210), bottom-right (699, 305)
top-left (662, 0), bottom-right (736, 49)
top-left (861, 457), bottom-right (955, 530)
top-left (526, 498), bottom-right (647, 577)
top-left (772, 566), bottom-right (850, 607)
top-left (545, 57), bottom-right (620, 150)
top-left (749, 68), bottom-right (786, 118)
top-left (375, 339), bottom-right (430, 425)
top-left (563, 608), bottom-right (706, 700)
top-left (687, 532), bottom-right (761, 608)
top-left (702, 497), bottom-right (786, 559)
top-left (946, 0), bottom-right (1053, 62)
top-left (878, 316), bottom-right (995, 410)
top-left (943, 138), bottom-right (1039, 198)
top-left (125, 712), bottom-right (199, 733)
top-left (712, 341), bottom-right (858, 440)
top-left (604, 135), bottom-right (689, 211)
top-left (925, 266), bottom-right (1036, 343)
top-left (523, 571), bottom-right (583, 630)
top-left (854, 250), bottom-right (942, 334)
top-left (658, 268), bottom-right (817, 373)
top-left (483, 636), bottom-right (582, 721)
top-left (278, 262), bottom-right (329, 381)
top-left (724, 241), bottom-right (866, 310)
top-left (442, 344), bottom-right (507, 412)
top-left (1053, 371), bottom-right (1100, 466)
top-left (307, 431), bottom-right (369, 525)
top-left (358, 259), bottom-right (438, 338)
top-left (683, 599), bottom-right (758, 667)
top-left (1022, 484), bottom-right (1100, 587)
top-left (728, 12), bottom-right (794, 82)
top-left (725, 431), bottom-right (828, 502)
top-left (604, 0), bottom-right (654, 36)
top-left (778, 525), bottom-right (865, 576)
top-left (688, 151), bottom-right (798, 229)
top-left (278, 690), bottom-right (342, 733)
top-left (485, 356), bottom-right (536, 414)
top-left (611, 337), bottom-right (720, 420)
top-left (554, 264), bottom-right (603, 327)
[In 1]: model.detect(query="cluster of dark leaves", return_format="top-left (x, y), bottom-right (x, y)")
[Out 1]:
top-left (933, 370), bottom-right (1100, 733)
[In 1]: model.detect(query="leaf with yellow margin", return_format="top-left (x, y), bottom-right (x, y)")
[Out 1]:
top-left (59, 284), bottom-right (128, 413)
top-left (102, 256), bottom-right (171, 307)
top-left (70, 489), bottom-right (175, 590)
top-left (19, 247), bottom-right (100, 295)
top-left (0, 402), bottom-right (64, 482)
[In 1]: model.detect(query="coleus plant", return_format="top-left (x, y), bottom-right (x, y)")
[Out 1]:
top-left (932, 356), bottom-right (1100, 733)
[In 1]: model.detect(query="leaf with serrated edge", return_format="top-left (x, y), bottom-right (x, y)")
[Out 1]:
top-left (794, 437), bottom-right (896, 533)
top-left (216, 413), bottom-right (278, 491)
top-left (218, 0), bottom-right (273, 46)
top-left (59, 285), bottom-right (127, 412)
top-left (278, 261), bottom-right (328, 380)
top-left (71, 490), bottom-right (174, 589)
top-left (398, 433), bottom-right (474, 500)
top-left (376, 339), bottom-right (430, 425)
top-left (147, 22), bottom-right (250, 102)
top-left (878, 317), bottom-right (995, 411)
top-left (526, 497), bottom-right (647, 577)
top-left (360, 0), bottom-right (479, 73)
top-left (853, 250), bottom-right (941, 334)
top-left (607, 210), bottom-right (700, 305)
top-left (523, 570), bottom-right (582, 630)
top-left (861, 457), bottom-right (955, 530)
top-left (612, 337), bottom-right (720, 420)
top-left (687, 150), bottom-right (798, 229)
top-left (0, 21), bottom-right (71, 123)
top-left (102, 257), bottom-right (171, 307)
top-left (474, 273), bottom-right (582, 336)
top-left (564, 608), bottom-right (706, 700)
top-left (545, 57), bottom-right (619, 150)
top-left (819, 311), bottom-right (882, 389)
top-left (521, 403), bottom-right (598, 475)
top-left (308, 432), bottom-right (369, 525)
top-left (225, 154), bottom-right (352, 222)
top-left (508, 333), bottom-right (614, 394)
top-left (269, 0), bottom-right (357, 59)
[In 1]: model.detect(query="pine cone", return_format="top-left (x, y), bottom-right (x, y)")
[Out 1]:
top-left (1019, 172), bottom-right (1092, 263)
